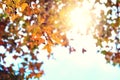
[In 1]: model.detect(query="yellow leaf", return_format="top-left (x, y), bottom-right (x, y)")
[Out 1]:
top-left (104, 38), bottom-right (109, 43)
top-left (35, 72), bottom-right (42, 78)
top-left (52, 33), bottom-right (61, 44)
top-left (43, 44), bottom-right (51, 53)
top-left (20, 3), bottom-right (28, 12)
top-left (13, 0), bottom-right (20, 3)
top-left (11, 14), bottom-right (19, 21)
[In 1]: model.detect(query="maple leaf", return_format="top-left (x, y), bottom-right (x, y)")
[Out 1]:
top-left (43, 44), bottom-right (52, 53)
top-left (19, 68), bottom-right (25, 74)
top-left (35, 62), bottom-right (43, 70)
top-left (10, 14), bottom-right (19, 21)
top-left (27, 72), bottom-right (35, 78)
top-left (31, 54), bottom-right (37, 60)
top-left (82, 48), bottom-right (86, 54)
top-left (20, 3), bottom-right (28, 12)
top-left (13, 55), bottom-right (19, 60)
top-left (29, 62), bottom-right (34, 71)
top-left (35, 70), bottom-right (44, 78)
top-left (69, 46), bottom-right (76, 53)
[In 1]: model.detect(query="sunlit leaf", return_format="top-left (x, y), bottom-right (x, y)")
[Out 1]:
top-left (35, 70), bottom-right (44, 78)
top-left (20, 3), bottom-right (28, 12)
top-left (10, 14), bottom-right (19, 21)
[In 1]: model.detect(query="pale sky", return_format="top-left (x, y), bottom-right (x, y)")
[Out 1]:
top-left (38, 33), bottom-right (120, 80)
top-left (36, 26), bottom-right (120, 80)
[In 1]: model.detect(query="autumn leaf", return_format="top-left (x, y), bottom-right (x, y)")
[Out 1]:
top-left (16, 48), bottom-right (21, 53)
top-left (20, 3), bottom-right (28, 12)
top-left (13, 0), bottom-right (20, 4)
top-left (37, 15), bottom-right (45, 24)
top-left (35, 70), bottom-right (44, 78)
top-left (5, 7), bottom-right (12, 14)
top-left (69, 46), bottom-right (76, 53)
top-left (13, 55), bottom-right (19, 60)
top-left (27, 72), bottom-right (35, 78)
top-left (0, 22), bottom-right (6, 34)
top-left (24, 6), bottom-right (33, 16)
top-left (38, 38), bottom-right (45, 44)
top-left (35, 62), bottom-right (43, 70)
top-left (82, 48), bottom-right (86, 54)
top-left (51, 33), bottom-right (61, 44)
top-left (43, 44), bottom-right (52, 53)
top-left (19, 68), bottom-right (25, 74)
top-left (10, 14), bottom-right (19, 21)
top-left (29, 62), bottom-right (34, 71)
top-left (31, 54), bottom-right (37, 60)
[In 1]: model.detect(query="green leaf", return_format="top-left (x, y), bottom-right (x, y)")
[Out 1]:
top-left (101, 50), bottom-right (107, 55)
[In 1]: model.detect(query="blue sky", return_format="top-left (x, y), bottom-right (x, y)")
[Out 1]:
top-left (37, 31), bottom-right (120, 80)
top-left (39, 45), bottom-right (120, 80)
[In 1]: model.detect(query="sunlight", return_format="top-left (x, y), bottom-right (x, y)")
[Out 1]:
top-left (69, 3), bottom-right (94, 35)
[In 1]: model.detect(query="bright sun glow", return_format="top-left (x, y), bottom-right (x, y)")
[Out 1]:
top-left (69, 7), bottom-right (93, 34)
top-left (68, 1), bottom-right (97, 35)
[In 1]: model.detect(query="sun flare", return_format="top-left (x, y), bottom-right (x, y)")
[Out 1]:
top-left (69, 7), bottom-right (92, 34)
top-left (68, 2), bottom-right (96, 35)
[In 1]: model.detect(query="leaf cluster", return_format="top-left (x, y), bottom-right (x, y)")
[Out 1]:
top-left (94, 0), bottom-right (120, 65)
top-left (0, 0), bottom-right (71, 79)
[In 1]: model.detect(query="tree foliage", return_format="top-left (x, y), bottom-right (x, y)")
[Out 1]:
top-left (0, 0), bottom-right (69, 79)
top-left (0, 0), bottom-right (120, 80)
top-left (94, 0), bottom-right (120, 65)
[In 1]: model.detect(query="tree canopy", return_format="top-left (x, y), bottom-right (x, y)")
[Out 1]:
top-left (0, 0), bottom-right (120, 80)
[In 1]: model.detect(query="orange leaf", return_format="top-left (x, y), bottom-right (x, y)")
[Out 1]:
top-left (38, 38), bottom-right (45, 44)
top-left (19, 68), bottom-right (25, 74)
top-left (11, 14), bottom-right (19, 21)
top-left (20, 3), bottom-right (28, 12)
top-left (51, 33), bottom-right (61, 44)
top-left (43, 44), bottom-right (51, 53)
top-left (13, 55), bottom-right (19, 60)
top-left (25, 6), bottom-right (32, 16)
top-left (35, 62), bottom-right (43, 70)
top-left (35, 71), bottom-right (44, 78)
top-left (29, 62), bottom-right (34, 71)
top-left (27, 72), bottom-right (35, 78)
